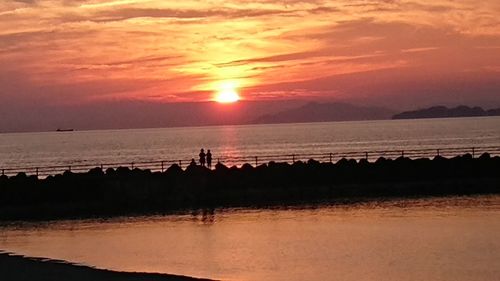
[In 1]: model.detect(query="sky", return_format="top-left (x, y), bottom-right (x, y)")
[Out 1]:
top-left (1, 0), bottom-right (500, 125)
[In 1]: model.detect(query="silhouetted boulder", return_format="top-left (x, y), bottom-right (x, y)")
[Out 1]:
top-left (375, 157), bottom-right (388, 164)
top-left (88, 167), bottom-right (104, 177)
top-left (359, 158), bottom-right (369, 165)
top-left (433, 155), bottom-right (446, 161)
top-left (0, 152), bottom-right (499, 221)
top-left (479, 153), bottom-right (490, 160)
top-left (461, 153), bottom-right (473, 160)
top-left (116, 167), bottom-right (131, 176)
top-left (215, 162), bottom-right (229, 172)
top-left (166, 164), bottom-right (183, 174)
top-left (241, 163), bottom-right (254, 172)
top-left (307, 159), bottom-right (320, 165)
top-left (186, 164), bottom-right (205, 174)
top-left (14, 172), bottom-right (27, 179)
top-left (255, 163), bottom-right (268, 171)
top-left (336, 158), bottom-right (349, 165)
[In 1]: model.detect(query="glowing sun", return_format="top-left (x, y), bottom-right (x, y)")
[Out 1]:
top-left (215, 81), bottom-right (240, 103)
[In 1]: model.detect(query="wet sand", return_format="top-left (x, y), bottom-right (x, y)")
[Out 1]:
top-left (0, 252), bottom-right (213, 281)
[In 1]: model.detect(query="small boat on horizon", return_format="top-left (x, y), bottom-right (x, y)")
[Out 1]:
top-left (56, 128), bottom-right (74, 132)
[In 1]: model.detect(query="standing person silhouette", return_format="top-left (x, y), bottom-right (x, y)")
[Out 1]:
top-left (206, 149), bottom-right (212, 169)
top-left (199, 148), bottom-right (206, 167)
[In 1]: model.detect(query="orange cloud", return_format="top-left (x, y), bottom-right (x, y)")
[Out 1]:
top-left (0, 0), bottom-right (499, 105)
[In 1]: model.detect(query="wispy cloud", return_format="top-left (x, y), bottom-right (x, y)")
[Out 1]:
top-left (0, 0), bottom-right (499, 106)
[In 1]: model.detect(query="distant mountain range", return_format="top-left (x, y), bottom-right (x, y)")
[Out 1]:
top-left (3, 100), bottom-right (499, 133)
top-left (253, 102), bottom-right (394, 124)
top-left (392, 105), bottom-right (500, 120)
top-left (0, 100), bottom-right (397, 132)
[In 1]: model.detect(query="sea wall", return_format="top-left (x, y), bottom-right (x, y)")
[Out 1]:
top-left (0, 153), bottom-right (499, 221)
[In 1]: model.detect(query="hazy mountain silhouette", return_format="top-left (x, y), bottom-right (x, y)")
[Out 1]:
top-left (0, 100), bottom-right (396, 133)
top-left (392, 105), bottom-right (500, 119)
top-left (0, 100), bottom-right (306, 133)
top-left (252, 102), bottom-right (394, 124)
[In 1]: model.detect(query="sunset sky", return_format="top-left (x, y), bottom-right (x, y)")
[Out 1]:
top-left (1, 0), bottom-right (500, 112)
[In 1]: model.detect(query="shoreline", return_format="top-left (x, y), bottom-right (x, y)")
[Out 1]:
top-left (0, 252), bottom-right (213, 281)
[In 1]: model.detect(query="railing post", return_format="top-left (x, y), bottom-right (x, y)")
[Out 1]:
top-left (68, 166), bottom-right (71, 172)
top-left (1, 169), bottom-right (4, 176)
top-left (255, 156), bottom-right (258, 166)
top-left (100, 164), bottom-right (103, 169)
top-left (401, 150), bottom-right (404, 157)
top-left (292, 154), bottom-right (295, 163)
top-left (365, 152), bottom-right (368, 160)
top-left (472, 147), bottom-right (475, 158)
top-left (329, 153), bottom-right (332, 163)
top-left (36, 167), bottom-right (39, 177)
top-left (131, 162), bottom-right (134, 169)
top-left (437, 149), bottom-right (440, 156)
top-left (179, 160), bottom-right (182, 168)
top-left (161, 161), bottom-right (164, 172)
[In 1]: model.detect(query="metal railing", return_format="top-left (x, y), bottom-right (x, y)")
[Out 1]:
top-left (1, 146), bottom-right (499, 178)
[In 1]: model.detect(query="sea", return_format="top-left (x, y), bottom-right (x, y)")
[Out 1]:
top-left (0, 196), bottom-right (499, 281)
top-left (0, 116), bottom-right (499, 171)
top-left (0, 117), bottom-right (500, 281)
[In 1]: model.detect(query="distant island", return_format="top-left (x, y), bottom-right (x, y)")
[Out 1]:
top-left (392, 105), bottom-right (500, 120)
top-left (4, 101), bottom-right (500, 133)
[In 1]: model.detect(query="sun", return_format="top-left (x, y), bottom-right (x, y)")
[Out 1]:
top-left (214, 81), bottom-right (240, 103)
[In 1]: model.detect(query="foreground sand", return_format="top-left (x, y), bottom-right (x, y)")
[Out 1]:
top-left (0, 252), bottom-right (213, 281)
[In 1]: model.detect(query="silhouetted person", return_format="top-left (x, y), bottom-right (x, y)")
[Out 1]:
top-left (206, 149), bottom-right (212, 168)
top-left (199, 149), bottom-right (206, 167)
top-left (189, 158), bottom-right (196, 167)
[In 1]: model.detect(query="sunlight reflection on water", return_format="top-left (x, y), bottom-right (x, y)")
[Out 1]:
top-left (1, 195), bottom-right (499, 281)
top-left (0, 117), bottom-right (499, 169)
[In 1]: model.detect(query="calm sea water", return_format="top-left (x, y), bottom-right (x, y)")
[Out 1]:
top-left (0, 117), bottom-right (499, 169)
top-left (0, 196), bottom-right (499, 281)
top-left (1, 119), bottom-right (499, 280)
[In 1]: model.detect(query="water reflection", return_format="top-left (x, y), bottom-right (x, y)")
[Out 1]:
top-left (1, 117), bottom-right (499, 169)
top-left (0, 196), bottom-right (499, 281)
top-left (190, 209), bottom-right (216, 225)
top-left (218, 125), bottom-right (244, 167)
